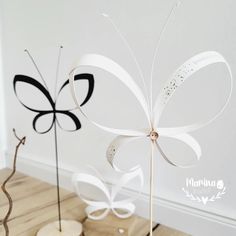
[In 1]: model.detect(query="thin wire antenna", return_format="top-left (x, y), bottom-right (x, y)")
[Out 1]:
top-left (54, 46), bottom-right (63, 101)
top-left (102, 13), bottom-right (151, 117)
top-left (149, 1), bottom-right (181, 122)
top-left (24, 49), bottom-right (49, 91)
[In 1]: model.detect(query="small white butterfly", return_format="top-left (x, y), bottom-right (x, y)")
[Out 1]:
top-left (72, 167), bottom-right (143, 220)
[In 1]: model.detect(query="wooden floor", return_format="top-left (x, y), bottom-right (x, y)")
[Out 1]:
top-left (0, 169), bottom-right (189, 236)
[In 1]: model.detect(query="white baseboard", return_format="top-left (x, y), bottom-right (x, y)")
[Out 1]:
top-left (0, 149), bottom-right (6, 169)
top-left (5, 151), bottom-right (236, 236)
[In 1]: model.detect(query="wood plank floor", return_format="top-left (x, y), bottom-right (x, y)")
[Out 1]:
top-left (0, 169), bottom-right (189, 236)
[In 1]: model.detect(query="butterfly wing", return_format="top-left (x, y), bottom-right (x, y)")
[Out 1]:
top-left (13, 75), bottom-right (55, 134)
top-left (107, 135), bottom-right (146, 172)
top-left (55, 111), bottom-right (81, 131)
top-left (72, 173), bottom-right (111, 220)
top-left (54, 73), bottom-right (94, 132)
top-left (110, 167), bottom-right (143, 218)
top-left (69, 54), bottom-right (150, 137)
top-left (155, 133), bottom-right (202, 168)
top-left (154, 51), bottom-right (233, 132)
top-left (153, 51), bottom-right (233, 166)
top-left (57, 73), bottom-right (94, 107)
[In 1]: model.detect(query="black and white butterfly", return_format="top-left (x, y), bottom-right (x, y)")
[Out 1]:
top-left (13, 49), bottom-right (95, 134)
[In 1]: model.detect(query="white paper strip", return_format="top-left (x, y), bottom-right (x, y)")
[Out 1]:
top-left (69, 54), bottom-right (151, 136)
top-left (154, 51), bottom-right (233, 132)
top-left (107, 135), bottom-right (147, 172)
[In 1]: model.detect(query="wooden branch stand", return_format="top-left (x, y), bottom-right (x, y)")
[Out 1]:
top-left (83, 213), bottom-right (137, 236)
top-left (36, 220), bottom-right (82, 236)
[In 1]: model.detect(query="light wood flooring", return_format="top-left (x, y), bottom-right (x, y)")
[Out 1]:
top-left (0, 169), bottom-right (190, 236)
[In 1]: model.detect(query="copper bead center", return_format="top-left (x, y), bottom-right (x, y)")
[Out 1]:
top-left (150, 131), bottom-right (159, 141)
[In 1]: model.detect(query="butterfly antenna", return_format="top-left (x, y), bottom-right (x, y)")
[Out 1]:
top-left (149, 1), bottom-right (181, 121)
top-left (24, 49), bottom-right (49, 91)
top-left (102, 13), bottom-right (151, 119)
top-left (54, 46), bottom-right (63, 101)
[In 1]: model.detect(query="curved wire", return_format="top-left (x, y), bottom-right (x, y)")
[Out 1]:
top-left (102, 13), bottom-right (152, 120)
top-left (24, 49), bottom-right (49, 91)
top-left (54, 46), bottom-right (63, 101)
top-left (149, 1), bottom-right (181, 122)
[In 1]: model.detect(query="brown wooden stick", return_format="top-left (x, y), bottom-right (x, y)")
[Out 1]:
top-left (1, 129), bottom-right (26, 236)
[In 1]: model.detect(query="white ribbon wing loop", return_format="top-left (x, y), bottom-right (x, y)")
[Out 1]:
top-left (107, 132), bottom-right (201, 169)
top-left (156, 133), bottom-right (201, 168)
top-left (154, 51), bottom-right (233, 133)
top-left (173, 133), bottom-right (202, 160)
top-left (73, 173), bottom-right (110, 201)
top-left (69, 54), bottom-right (151, 136)
top-left (111, 202), bottom-right (135, 219)
top-left (86, 205), bottom-right (110, 221)
top-left (107, 135), bottom-right (147, 172)
top-left (152, 51), bottom-right (232, 166)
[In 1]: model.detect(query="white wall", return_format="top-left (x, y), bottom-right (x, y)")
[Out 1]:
top-left (0, 0), bottom-right (6, 168)
top-left (1, 0), bottom-right (236, 235)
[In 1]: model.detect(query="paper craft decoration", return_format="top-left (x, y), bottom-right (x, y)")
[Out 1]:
top-left (13, 55), bottom-right (94, 134)
top-left (72, 167), bottom-right (143, 220)
top-left (13, 47), bottom-right (94, 235)
top-left (69, 2), bottom-right (233, 235)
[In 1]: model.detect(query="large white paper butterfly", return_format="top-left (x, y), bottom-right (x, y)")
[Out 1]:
top-left (69, 2), bottom-right (233, 234)
top-left (69, 29), bottom-right (232, 171)
top-left (70, 52), bottom-right (232, 168)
